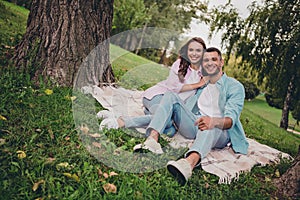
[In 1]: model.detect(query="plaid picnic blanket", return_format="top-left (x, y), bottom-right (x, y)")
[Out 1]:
top-left (83, 85), bottom-right (292, 184)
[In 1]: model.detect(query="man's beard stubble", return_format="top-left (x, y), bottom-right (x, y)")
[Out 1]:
top-left (201, 66), bottom-right (220, 76)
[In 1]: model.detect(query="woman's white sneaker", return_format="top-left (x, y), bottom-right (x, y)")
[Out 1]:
top-left (99, 118), bottom-right (119, 130)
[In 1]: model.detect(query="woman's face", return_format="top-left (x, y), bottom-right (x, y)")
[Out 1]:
top-left (187, 41), bottom-right (204, 66)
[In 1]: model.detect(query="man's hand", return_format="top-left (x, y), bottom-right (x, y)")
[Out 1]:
top-left (195, 116), bottom-right (233, 131)
top-left (195, 116), bottom-right (214, 131)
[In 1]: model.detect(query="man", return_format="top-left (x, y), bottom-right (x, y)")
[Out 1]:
top-left (143, 47), bottom-right (249, 185)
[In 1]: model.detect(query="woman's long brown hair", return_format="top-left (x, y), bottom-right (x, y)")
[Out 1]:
top-left (177, 37), bottom-right (206, 82)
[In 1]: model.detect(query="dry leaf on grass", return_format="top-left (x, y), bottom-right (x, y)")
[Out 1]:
top-left (45, 157), bottom-right (56, 164)
top-left (32, 180), bottom-right (45, 191)
top-left (63, 173), bottom-right (80, 182)
top-left (89, 133), bottom-right (102, 138)
top-left (80, 125), bottom-right (89, 134)
top-left (16, 150), bottom-right (26, 159)
top-left (103, 172), bottom-right (109, 179)
top-left (103, 183), bottom-right (117, 193)
top-left (0, 138), bottom-right (6, 145)
top-left (109, 171), bottom-right (118, 177)
top-left (0, 115), bottom-right (7, 121)
top-left (92, 142), bottom-right (102, 148)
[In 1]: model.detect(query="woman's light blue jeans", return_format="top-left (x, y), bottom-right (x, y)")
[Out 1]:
top-left (145, 92), bottom-right (230, 159)
top-left (122, 94), bottom-right (176, 137)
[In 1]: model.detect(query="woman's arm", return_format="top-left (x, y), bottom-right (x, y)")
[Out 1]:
top-left (180, 77), bottom-right (208, 92)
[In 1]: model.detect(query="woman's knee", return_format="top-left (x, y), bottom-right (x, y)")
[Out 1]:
top-left (163, 91), bottom-right (181, 102)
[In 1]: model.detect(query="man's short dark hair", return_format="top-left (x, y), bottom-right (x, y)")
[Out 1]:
top-left (205, 47), bottom-right (222, 59)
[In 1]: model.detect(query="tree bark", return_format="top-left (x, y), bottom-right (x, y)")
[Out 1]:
top-left (273, 146), bottom-right (300, 199)
top-left (13, 0), bottom-right (114, 87)
top-left (280, 75), bottom-right (295, 129)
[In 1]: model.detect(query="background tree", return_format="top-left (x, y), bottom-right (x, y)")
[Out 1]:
top-left (209, 0), bottom-right (300, 129)
top-left (111, 0), bottom-right (207, 63)
top-left (142, 0), bottom-right (207, 63)
top-left (13, 0), bottom-right (115, 87)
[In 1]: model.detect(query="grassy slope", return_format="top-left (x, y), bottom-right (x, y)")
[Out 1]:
top-left (111, 44), bottom-right (169, 90)
top-left (0, 0), bottom-right (28, 44)
top-left (0, 2), bottom-right (300, 200)
top-left (244, 95), bottom-right (300, 131)
top-left (0, 0), bottom-right (28, 65)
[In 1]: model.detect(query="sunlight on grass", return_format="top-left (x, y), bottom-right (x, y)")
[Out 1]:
top-left (244, 94), bottom-right (299, 131)
top-left (110, 44), bottom-right (169, 90)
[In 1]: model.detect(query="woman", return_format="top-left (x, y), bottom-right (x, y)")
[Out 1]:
top-left (142, 37), bottom-right (207, 115)
top-left (100, 37), bottom-right (207, 137)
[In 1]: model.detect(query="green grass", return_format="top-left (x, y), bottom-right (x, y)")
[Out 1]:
top-left (1, 64), bottom-right (300, 200)
top-left (244, 95), bottom-right (300, 131)
top-left (111, 44), bottom-right (169, 90)
top-left (1, 2), bottom-right (300, 200)
top-left (0, 0), bottom-right (29, 65)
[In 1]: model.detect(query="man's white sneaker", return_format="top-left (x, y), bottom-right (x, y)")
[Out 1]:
top-left (167, 158), bottom-right (192, 185)
top-left (99, 118), bottom-right (119, 130)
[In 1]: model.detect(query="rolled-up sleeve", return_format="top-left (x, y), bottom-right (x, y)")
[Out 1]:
top-left (223, 81), bottom-right (245, 128)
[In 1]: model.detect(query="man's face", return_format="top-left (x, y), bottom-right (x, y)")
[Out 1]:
top-left (201, 51), bottom-right (224, 76)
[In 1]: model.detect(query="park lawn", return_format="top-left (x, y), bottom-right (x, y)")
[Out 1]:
top-left (244, 95), bottom-right (300, 131)
top-left (1, 1), bottom-right (300, 199)
top-left (2, 66), bottom-right (300, 200)
top-left (111, 44), bottom-right (169, 90)
top-left (0, 0), bottom-right (28, 46)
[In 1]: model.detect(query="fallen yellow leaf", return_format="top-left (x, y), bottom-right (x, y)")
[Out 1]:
top-left (56, 162), bottom-right (73, 171)
top-left (71, 173), bottom-right (80, 182)
top-left (265, 176), bottom-right (271, 182)
top-left (275, 169), bottom-right (280, 178)
top-left (63, 173), bottom-right (80, 182)
top-left (44, 89), bottom-right (53, 95)
top-left (103, 183), bottom-right (117, 193)
top-left (65, 95), bottom-right (77, 101)
top-left (0, 138), bottom-right (6, 145)
top-left (57, 162), bottom-right (70, 168)
top-left (70, 96), bottom-right (77, 101)
top-left (32, 180), bottom-right (45, 191)
top-left (16, 150), bottom-right (26, 159)
top-left (0, 115), bottom-right (7, 121)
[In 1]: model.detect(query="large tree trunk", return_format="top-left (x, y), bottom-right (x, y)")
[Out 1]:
top-left (280, 75), bottom-right (295, 129)
top-left (13, 0), bottom-right (115, 87)
top-left (273, 146), bottom-right (300, 199)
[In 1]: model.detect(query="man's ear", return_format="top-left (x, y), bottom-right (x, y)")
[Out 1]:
top-left (220, 58), bottom-right (224, 67)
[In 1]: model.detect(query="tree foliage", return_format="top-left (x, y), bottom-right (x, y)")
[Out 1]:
top-left (112, 0), bottom-right (150, 35)
top-left (209, 0), bottom-right (300, 129)
top-left (240, 80), bottom-right (260, 100)
top-left (112, 0), bottom-right (208, 63)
